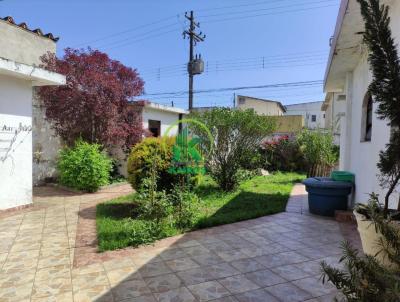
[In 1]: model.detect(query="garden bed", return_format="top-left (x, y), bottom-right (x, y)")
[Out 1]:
top-left (96, 172), bottom-right (305, 251)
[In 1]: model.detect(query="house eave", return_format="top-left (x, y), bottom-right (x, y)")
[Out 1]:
top-left (324, 0), bottom-right (364, 93)
top-left (0, 57), bottom-right (66, 86)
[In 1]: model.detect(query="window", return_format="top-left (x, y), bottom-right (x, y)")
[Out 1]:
top-left (148, 120), bottom-right (161, 137)
top-left (238, 97), bottom-right (245, 105)
top-left (323, 114), bottom-right (326, 119)
top-left (361, 93), bottom-right (373, 142)
top-left (311, 115), bottom-right (317, 122)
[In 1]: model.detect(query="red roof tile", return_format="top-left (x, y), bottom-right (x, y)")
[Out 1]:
top-left (1, 16), bottom-right (59, 42)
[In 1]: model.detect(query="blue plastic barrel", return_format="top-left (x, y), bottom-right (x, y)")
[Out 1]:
top-left (302, 177), bottom-right (353, 217)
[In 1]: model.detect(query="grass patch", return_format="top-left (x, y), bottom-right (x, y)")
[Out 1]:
top-left (96, 172), bottom-right (305, 251)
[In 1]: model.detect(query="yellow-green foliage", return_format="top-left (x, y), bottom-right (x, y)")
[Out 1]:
top-left (127, 137), bottom-right (176, 190)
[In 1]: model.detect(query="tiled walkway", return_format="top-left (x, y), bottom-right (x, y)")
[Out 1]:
top-left (0, 183), bottom-right (361, 302)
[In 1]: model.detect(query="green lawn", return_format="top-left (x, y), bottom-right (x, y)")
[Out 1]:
top-left (96, 172), bottom-right (305, 251)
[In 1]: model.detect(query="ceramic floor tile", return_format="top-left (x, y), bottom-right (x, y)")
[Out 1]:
top-left (37, 254), bottom-right (70, 269)
top-left (139, 262), bottom-right (172, 278)
top-left (72, 271), bottom-right (109, 291)
top-left (31, 277), bottom-right (72, 299)
top-left (218, 274), bottom-right (260, 294)
top-left (188, 280), bottom-right (230, 301)
top-left (0, 269), bottom-right (36, 287)
top-left (153, 286), bottom-right (196, 302)
top-left (31, 291), bottom-right (73, 302)
top-left (71, 263), bottom-right (105, 277)
top-left (265, 282), bottom-right (312, 302)
top-left (73, 285), bottom-right (112, 302)
top-left (35, 264), bottom-right (71, 282)
top-left (230, 258), bottom-right (265, 273)
top-left (208, 263), bottom-right (241, 279)
top-left (112, 279), bottom-right (151, 301)
top-left (292, 277), bottom-right (337, 298)
top-left (254, 251), bottom-right (310, 268)
top-left (165, 257), bottom-right (200, 272)
top-left (103, 257), bottom-right (136, 272)
top-left (234, 288), bottom-right (279, 302)
top-left (107, 266), bottom-right (142, 285)
top-left (245, 269), bottom-right (286, 287)
top-left (159, 248), bottom-right (187, 261)
top-left (177, 267), bottom-right (215, 286)
top-left (271, 264), bottom-right (312, 281)
top-left (0, 282), bottom-right (33, 302)
top-left (216, 249), bottom-right (248, 262)
top-left (145, 273), bottom-right (183, 293)
top-left (192, 252), bottom-right (225, 266)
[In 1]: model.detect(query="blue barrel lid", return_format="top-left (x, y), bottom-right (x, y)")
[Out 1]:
top-left (302, 177), bottom-right (353, 189)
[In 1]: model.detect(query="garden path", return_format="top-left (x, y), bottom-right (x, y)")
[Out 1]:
top-left (0, 183), bottom-right (361, 302)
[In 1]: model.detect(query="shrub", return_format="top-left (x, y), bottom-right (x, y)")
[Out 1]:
top-left (190, 108), bottom-right (275, 191)
top-left (127, 137), bottom-right (177, 191)
top-left (297, 129), bottom-right (338, 177)
top-left (168, 187), bottom-right (200, 229)
top-left (260, 135), bottom-right (306, 172)
top-left (58, 140), bottom-right (112, 192)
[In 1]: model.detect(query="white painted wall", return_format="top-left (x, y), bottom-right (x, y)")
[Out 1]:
top-left (142, 107), bottom-right (182, 137)
top-left (342, 53), bottom-right (393, 205)
top-left (0, 75), bottom-right (33, 209)
top-left (284, 101), bottom-right (326, 129)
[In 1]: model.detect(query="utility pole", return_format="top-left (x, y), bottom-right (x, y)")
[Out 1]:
top-left (184, 11), bottom-right (205, 111)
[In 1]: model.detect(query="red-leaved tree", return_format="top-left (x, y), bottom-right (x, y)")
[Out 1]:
top-left (38, 48), bottom-right (144, 152)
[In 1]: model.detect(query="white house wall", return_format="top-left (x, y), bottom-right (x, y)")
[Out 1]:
top-left (142, 107), bottom-right (181, 137)
top-left (345, 54), bottom-right (393, 205)
top-left (0, 75), bottom-right (33, 209)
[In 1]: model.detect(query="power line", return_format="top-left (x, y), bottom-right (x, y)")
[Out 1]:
top-left (141, 80), bottom-right (323, 97)
top-left (96, 22), bottom-right (181, 49)
top-left (199, 0), bottom-right (337, 18)
top-left (139, 50), bottom-right (328, 72)
top-left (73, 15), bottom-right (177, 47)
top-left (204, 4), bottom-right (338, 25)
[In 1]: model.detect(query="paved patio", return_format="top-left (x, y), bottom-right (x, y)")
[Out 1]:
top-left (0, 183), bottom-right (360, 302)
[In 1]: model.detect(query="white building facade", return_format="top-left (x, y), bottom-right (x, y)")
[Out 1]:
top-left (0, 17), bottom-right (65, 210)
top-left (324, 0), bottom-right (399, 206)
top-left (284, 101), bottom-right (326, 129)
top-left (140, 102), bottom-right (188, 137)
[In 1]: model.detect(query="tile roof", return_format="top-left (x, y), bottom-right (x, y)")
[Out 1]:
top-left (1, 16), bottom-right (59, 42)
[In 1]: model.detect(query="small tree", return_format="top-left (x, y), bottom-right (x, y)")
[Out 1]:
top-left (38, 48), bottom-right (144, 152)
top-left (356, 0), bottom-right (400, 213)
top-left (191, 108), bottom-right (275, 191)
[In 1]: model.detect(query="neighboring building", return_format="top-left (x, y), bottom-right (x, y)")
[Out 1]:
top-left (323, 0), bottom-right (400, 207)
top-left (132, 101), bottom-right (188, 137)
top-left (322, 93), bottom-right (347, 144)
top-left (284, 101), bottom-right (326, 129)
top-left (0, 16), bottom-right (65, 210)
top-left (235, 95), bottom-right (286, 116)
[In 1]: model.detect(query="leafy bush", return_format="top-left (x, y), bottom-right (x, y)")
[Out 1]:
top-left (260, 135), bottom-right (306, 172)
top-left (127, 137), bottom-right (177, 191)
top-left (58, 140), bottom-right (112, 192)
top-left (168, 187), bottom-right (200, 229)
top-left (297, 129), bottom-right (338, 177)
top-left (190, 108), bottom-right (275, 191)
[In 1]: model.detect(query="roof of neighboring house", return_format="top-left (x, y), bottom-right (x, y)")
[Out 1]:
top-left (285, 101), bottom-right (324, 107)
top-left (130, 100), bottom-right (188, 115)
top-left (1, 16), bottom-right (59, 42)
top-left (237, 95), bottom-right (286, 112)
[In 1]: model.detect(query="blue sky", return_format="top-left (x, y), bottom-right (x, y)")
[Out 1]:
top-left (0, 0), bottom-right (340, 109)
